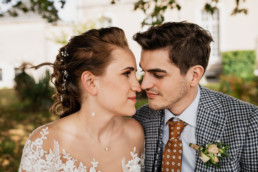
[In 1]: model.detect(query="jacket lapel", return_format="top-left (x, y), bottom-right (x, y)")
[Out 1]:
top-left (195, 87), bottom-right (227, 170)
top-left (142, 110), bottom-right (164, 172)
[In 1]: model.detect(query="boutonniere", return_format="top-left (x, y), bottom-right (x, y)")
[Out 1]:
top-left (189, 140), bottom-right (230, 168)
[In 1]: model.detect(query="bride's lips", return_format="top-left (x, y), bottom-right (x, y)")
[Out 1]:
top-left (128, 96), bottom-right (137, 103)
top-left (146, 91), bottom-right (159, 98)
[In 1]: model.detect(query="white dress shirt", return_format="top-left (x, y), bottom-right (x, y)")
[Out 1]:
top-left (162, 87), bottom-right (200, 172)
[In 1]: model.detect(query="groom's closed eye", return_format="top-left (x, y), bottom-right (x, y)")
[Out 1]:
top-left (152, 72), bottom-right (165, 79)
top-left (147, 69), bottom-right (167, 79)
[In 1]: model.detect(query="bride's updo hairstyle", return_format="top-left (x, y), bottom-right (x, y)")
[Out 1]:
top-left (51, 27), bottom-right (129, 118)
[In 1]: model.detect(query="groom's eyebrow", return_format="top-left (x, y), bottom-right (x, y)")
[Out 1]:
top-left (139, 64), bottom-right (167, 73)
top-left (147, 68), bottom-right (167, 73)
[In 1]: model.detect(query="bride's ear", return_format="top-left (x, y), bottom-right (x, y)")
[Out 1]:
top-left (81, 71), bottom-right (98, 95)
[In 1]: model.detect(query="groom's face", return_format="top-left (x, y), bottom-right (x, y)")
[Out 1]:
top-left (140, 48), bottom-right (191, 113)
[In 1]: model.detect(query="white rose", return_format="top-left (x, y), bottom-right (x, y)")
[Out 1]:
top-left (199, 152), bottom-right (210, 163)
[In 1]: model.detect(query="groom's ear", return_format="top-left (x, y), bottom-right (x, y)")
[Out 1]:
top-left (188, 65), bottom-right (204, 87)
top-left (81, 71), bottom-right (98, 95)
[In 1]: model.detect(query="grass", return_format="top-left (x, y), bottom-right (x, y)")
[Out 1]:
top-left (0, 89), bottom-right (19, 107)
top-left (0, 89), bottom-right (56, 171)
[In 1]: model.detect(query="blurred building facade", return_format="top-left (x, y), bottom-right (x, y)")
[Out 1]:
top-left (0, 9), bottom-right (74, 88)
top-left (0, 0), bottom-right (257, 88)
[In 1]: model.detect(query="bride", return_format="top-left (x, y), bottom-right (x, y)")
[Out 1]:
top-left (19, 27), bottom-right (144, 172)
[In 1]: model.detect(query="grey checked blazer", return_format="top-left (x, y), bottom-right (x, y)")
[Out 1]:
top-left (134, 86), bottom-right (258, 172)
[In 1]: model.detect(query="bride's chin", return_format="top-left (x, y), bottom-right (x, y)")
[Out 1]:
top-left (125, 109), bottom-right (136, 117)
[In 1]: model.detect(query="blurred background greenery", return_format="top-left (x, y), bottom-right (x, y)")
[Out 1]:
top-left (0, 49), bottom-right (257, 171)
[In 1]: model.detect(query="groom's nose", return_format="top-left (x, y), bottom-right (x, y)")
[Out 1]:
top-left (140, 74), bottom-right (153, 90)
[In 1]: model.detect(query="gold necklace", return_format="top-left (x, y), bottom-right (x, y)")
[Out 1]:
top-left (78, 112), bottom-right (115, 151)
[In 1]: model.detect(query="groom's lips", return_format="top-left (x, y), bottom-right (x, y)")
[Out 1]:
top-left (146, 91), bottom-right (159, 98)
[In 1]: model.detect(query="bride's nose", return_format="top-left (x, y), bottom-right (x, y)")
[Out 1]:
top-left (131, 78), bottom-right (141, 92)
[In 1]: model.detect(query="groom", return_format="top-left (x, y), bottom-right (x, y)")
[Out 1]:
top-left (133, 21), bottom-right (258, 172)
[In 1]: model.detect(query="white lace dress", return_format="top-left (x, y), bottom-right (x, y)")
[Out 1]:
top-left (19, 127), bottom-right (143, 172)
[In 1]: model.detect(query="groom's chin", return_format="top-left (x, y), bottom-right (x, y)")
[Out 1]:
top-left (148, 101), bottom-right (164, 111)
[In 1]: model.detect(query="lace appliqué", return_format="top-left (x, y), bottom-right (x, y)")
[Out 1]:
top-left (122, 147), bottom-right (144, 172)
top-left (19, 127), bottom-right (143, 172)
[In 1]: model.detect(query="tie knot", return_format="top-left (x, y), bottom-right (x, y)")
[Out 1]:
top-left (168, 119), bottom-right (186, 139)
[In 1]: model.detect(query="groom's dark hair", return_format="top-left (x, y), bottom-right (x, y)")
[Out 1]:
top-left (133, 21), bottom-right (213, 74)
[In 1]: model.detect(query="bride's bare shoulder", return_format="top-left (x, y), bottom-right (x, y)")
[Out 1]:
top-left (118, 117), bottom-right (144, 150)
top-left (120, 117), bottom-right (143, 134)
top-left (28, 114), bottom-right (76, 142)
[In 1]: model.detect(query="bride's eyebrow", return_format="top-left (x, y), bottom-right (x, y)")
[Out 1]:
top-left (121, 67), bottom-right (136, 71)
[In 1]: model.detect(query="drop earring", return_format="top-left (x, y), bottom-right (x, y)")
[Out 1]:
top-left (91, 112), bottom-right (95, 117)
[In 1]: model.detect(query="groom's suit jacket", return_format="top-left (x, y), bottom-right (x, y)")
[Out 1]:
top-left (134, 86), bottom-right (258, 172)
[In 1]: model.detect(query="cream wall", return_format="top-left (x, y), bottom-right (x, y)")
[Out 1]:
top-left (0, 17), bottom-right (73, 88)
top-left (0, 20), bottom-right (47, 66)
top-left (220, 0), bottom-right (258, 51)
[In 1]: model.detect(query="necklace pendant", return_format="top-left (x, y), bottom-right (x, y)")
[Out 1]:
top-left (105, 147), bottom-right (109, 151)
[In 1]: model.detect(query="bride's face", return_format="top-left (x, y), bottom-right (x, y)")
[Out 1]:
top-left (95, 47), bottom-right (141, 116)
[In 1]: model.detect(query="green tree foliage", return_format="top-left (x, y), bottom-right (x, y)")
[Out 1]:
top-left (113, 0), bottom-right (248, 26)
top-left (14, 68), bottom-right (54, 111)
top-left (217, 50), bottom-right (258, 105)
top-left (133, 0), bottom-right (181, 26)
top-left (222, 50), bottom-right (256, 80)
top-left (218, 75), bottom-right (258, 105)
top-left (14, 69), bottom-right (36, 101)
top-left (0, 0), bottom-right (248, 26)
top-left (0, 0), bottom-right (65, 23)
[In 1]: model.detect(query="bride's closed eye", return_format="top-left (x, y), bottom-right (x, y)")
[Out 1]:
top-left (122, 71), bottom-right (131, 77)
top-left (121, 67), bottom-right (135, 78)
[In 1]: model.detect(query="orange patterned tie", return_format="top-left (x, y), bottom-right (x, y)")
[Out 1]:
top-left (162, 119), bottom-right (186, 172)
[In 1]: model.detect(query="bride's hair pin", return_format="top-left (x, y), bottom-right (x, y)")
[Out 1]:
top-left (60, 50), bottom-right (69, 58)
top-left (60, 95), bottom-right (63, 102)
top-left (60, 49), bottom-right (69, 91)
top-left (62, 70), bottom-right (69, 91)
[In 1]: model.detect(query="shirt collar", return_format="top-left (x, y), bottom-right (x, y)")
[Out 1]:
top-left (164, 86), bottom-right (200, 127)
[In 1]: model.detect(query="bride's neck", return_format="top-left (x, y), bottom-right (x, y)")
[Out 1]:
top-left (75, 103), bottom-right (116, 143)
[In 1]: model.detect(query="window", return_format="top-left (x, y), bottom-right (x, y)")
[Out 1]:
top-left (0, 68), bottom-right (2, 81)
top-left (201, 9), bottom-right (220, 60)
top-left (201, 9), bottom-right (221, 78)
